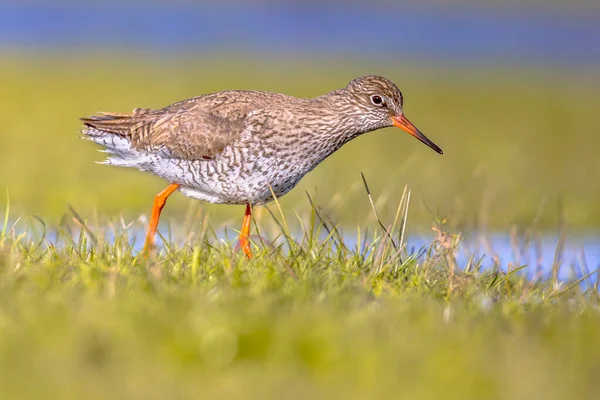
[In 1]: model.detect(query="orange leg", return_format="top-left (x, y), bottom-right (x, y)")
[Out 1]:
top-left (239, 204), bottom-right (253, 259)
top-left (143, 183), bottom-right (180, 253)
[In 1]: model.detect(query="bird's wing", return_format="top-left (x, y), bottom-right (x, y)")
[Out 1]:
top-left (81, 92), bottom-right (265, 160)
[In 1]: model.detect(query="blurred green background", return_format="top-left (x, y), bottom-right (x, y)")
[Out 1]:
top-left (2, 57), bottom-right (598, 231)
top-left (0, 2), bottom-right (599, 233)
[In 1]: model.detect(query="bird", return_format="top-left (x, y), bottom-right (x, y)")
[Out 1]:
top-left (81, 75), bottom-right (442, 258)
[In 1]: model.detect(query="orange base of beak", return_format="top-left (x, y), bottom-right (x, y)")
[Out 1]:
top-left (392, 115), bottom-right (443, 155)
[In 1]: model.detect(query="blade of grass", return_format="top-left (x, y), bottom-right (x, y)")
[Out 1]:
top-left (1, 190), bottom-right (9, 245)
top-left (361, 172), bottom-right (397, 250)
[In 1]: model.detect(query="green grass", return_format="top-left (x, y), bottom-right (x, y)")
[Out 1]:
top-left (1, 202), bottom-right (599, 399)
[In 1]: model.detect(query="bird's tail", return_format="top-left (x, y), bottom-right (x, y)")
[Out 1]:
top-left (80, 112), bottom-right (151, 168)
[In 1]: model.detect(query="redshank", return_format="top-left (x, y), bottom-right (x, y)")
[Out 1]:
top-left (81, 75), bottom-right (442, 258)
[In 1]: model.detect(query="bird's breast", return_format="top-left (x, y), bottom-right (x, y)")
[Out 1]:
top-left (174, 121), bottom-right (349, 204)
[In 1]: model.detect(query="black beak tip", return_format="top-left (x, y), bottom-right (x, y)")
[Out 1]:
top-left (426, 141), bottom-right (443, 155)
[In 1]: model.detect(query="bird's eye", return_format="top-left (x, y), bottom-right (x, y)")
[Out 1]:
top-left (370, 95), bottom-right (384, 106)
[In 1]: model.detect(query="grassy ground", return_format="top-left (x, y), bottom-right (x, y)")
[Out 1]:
top-left (1, 206), bottom-right (599, 400)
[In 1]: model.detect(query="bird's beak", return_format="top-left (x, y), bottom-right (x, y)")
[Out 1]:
top-left (392, 115), bottom-right (443, 155)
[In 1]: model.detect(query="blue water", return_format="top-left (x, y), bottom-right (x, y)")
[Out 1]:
top-left (346, 232), bottom-right (600, 283)
top-left (0, 3), bottom-right (599, 66)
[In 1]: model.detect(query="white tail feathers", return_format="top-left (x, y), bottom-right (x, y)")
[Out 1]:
top-left (82, 127), bottom-right (152, 169)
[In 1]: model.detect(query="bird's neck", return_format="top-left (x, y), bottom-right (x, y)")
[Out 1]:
top-left (307, 90), bottom-right (365, 138)
top-left (275, 91), bottom-right (365, 169)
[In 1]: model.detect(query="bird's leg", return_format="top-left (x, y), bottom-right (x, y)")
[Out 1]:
top-left (143, 183), bottom-right (180, 253)
top-left (239, 204), bottom-right (253, 259)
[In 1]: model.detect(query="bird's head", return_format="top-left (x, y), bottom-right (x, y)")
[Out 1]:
top-left (344, 75), bottom-right (443, 154)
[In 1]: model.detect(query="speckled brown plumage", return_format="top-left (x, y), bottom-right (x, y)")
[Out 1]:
top-left (81, 75), bottom-right (442, 205)
top-left (81, 75), bottom-right (442, 256)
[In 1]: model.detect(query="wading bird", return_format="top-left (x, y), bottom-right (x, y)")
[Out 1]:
top-left (81, 75), bottom-right (442, 258)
